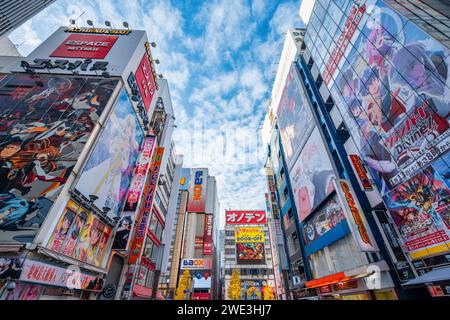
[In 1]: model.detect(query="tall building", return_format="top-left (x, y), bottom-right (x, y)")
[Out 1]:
top-left (0, 24), bottom-right (183, 300)
top-left (0, 0), bottom-right (56, 38)
top-left (223, 210), bottom-right (276, 300)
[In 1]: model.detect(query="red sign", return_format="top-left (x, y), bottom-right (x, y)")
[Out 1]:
top-left (316, 285), bottom-right (332, 294)
top-left (135, 54), bottom-right (157, 112)
top-left (203, 214), bottom-right (213, 255)
top-left (349, 154), bottom-right (372, 190)
top-left (192, 292), bottom-right (211, 300)
top-left (51, 34), bottom-right (118, 59)
top-left (225, 210), bottom-right (266, 224)
top-left (128, 147), bottom-right (164, 264)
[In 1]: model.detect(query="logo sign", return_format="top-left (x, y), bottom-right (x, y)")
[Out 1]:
top-left (226, 210), bottom-right (267, 224)
top-left (234, 227), bottom-right (265, 243)
top-left (180, 259), bottom-right (212, 270)
top-left (349, 154), bottom-right (372, 191)
top-left (20, 58), bottom-right (108, 73)
top-left (335, 179), bottom-right (379, 252)
top-left (65, 27), bottom-right (132, 36)
top-left (187, 168), bottom-right (208, 213)
top-left (51, 34), bottom-right (118, 59)
top-left (203, 214), bottom-right (213, 255)
top-left (128, 147), bottom-right (164, 264)
top-left (135, 53), bottom-right (157, 113)
top-left (101, 283), bottom-right (117, 299)
top-left (124, 136), bottom-right (156, 211)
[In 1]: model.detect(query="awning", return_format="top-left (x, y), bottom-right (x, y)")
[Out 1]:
top-left (402, 267), bottom-right (450, 288)
top-left (0, 245), bottom-right (23, 253)
top-left (306, 271), bottom-right (374, 289)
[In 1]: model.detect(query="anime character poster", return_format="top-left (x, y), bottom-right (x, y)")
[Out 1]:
top-left (74, 89), bottom-right (144, 220)
top-left (0, 257), bottom-right (24, 279)
top-left (301, 194), bottom-right (347, 246)
top-left (329, 0), bottom-right (450, 195)
top-left (0, 73), bottom-right (118, 244)
top-left (236, 243), bottom-right (265, 265)
top-left (289, 127), bottom-right (335, 222)
top-left (112, 212), bottom-right (134, 250)
top-left (240, 280), bottom-right (262, 300)
top-left (2, 283), bottom-right (43, 300)
top-left (276, 63), bottom-right (315, 170)
top-left (383, 164), bottom-right (450, 259)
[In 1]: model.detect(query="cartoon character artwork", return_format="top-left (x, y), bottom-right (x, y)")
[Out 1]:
top-left (236, 243), bottom-right (265, 264)
top-left (0, 74), bottom-right (119, 244)
top-left (74, 89), bottom-right (144, 220)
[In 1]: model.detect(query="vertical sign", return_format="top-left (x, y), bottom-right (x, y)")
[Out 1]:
top-left (135, 54), bottom-right (157, 113)
top-left (334, 179), bottom-right (379, 252)
top-left (203, 214), bottom-right (213, 255)
top-left (348, 154), bottom-right (373, 191)
top-left (187, 168), bottom-right (208, 213)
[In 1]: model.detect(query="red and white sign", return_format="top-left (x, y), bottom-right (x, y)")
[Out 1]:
top-left (51, 34), bottom-right (118, 59)
top-left (124, 136), bottom-right (156, 211)
top-left (19, 259), bottom-right (101, 291)
top-left (349, 154), bottom-right (372, 190)
top-left (225, 210), bottom-right (267, 225)
top-left (203, 214), bottom-right (213, 255)
top-left (192, 292), bottom-right (211, 300)
top-left (187, 168), bottom-right (208, 213)
top-left (135, 54), bottom-right (157, 113)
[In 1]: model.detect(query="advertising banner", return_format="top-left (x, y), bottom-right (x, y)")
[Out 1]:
top-left (267, 174), bottom-right (280, 219)
top-left (50, 34), bottom-right (118, 59)
top-left (240, 280), bottom-right (262, 300)
top-left (225, 210), bottom-right (266, 225)
top-left (2, 283), bottom-right (43, 300)
top-left (0, 257), bottom-right (24, 280)
top-left (0, 74), bottom-right (118, 244)
top-left (192, 270), bottom-right (212, 289)
top-left (47, 199), bottom-right (112, 267)
top-left (135, 53), bottom-right (157, 113)
top-left (128, 147), bottom-right (164, 264)
top-left (301, 193), bottom-right (347, 246)
top-left (187, 168), bottom-right (208, 213)
top-left (276, 63), bottom-right (315, 169)
top-left (236, 243), bottom-right (265, 265)
top-left (383, 160), bottom-right (450, 259)
top-left (75, 88), bottom-right (144, 220)
top-left (234, 227), bottom-right (265, 243)
top-left (19, 259), bottom-right (102, 291)
top-left (180, 258), bottom-right (212, 270)
top-left (289, 127), bottom-right (336, 222)
top-left (335, 180), bottom-right (379, 252)
top-left (349, 154), bottom-right (373, 190)
top-left (203, 214), bottom-right (213, 255)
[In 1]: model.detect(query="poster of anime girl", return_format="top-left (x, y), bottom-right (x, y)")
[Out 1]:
top-left (289, 128), bottom-right (336, 222)
top-left (74, 89), bottom-right (144, 220)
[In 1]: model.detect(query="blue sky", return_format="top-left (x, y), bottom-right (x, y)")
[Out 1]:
top-left (10, 0), bottom-right (304, 228)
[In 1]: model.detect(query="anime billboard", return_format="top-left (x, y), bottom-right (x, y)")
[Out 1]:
top-left (329, 0), bottom-right (450, 195)
top-left (75, 88), bottom-right (144, 220)
top-left (47, 199), bottom-right (112, 267)
top-left (0, 73), bottom-right (118, 244)
top-left (289, 127), bottom-right (336, 222)
top-left (276, 64), bottom-right (315, 169)
top-left (236, 242), bottom-right (265, 265)
top-left (240, 280), bottom-right (262, 300)
top-left (383, 159), bottom-right (450, 259)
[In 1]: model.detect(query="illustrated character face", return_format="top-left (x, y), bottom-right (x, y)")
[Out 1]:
top-left (408, 60), bottom-right (427, 88)
top-left (1, 143), bottom-right (21, 158)
top-left (367, 76), bottom-right (381, 96)
top-left (408, 186), bottom-right (434, 212)
top-left (37, 153), bottom-right (49, 167)
top-left (61, 216), bottom-right (71, 232)
top-left (298, 186), bottom-right (312, 220)
top-left (89, 226), bottom-right (102, 246)
top-left (374, 27), bottom-right (383, 49)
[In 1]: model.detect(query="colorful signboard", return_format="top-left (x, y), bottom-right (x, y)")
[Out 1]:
top-left (0, 74), bottom-right (118, 244)
top-left (240, 280), bottom-right (262, 300)
top-left (236, 243), bottom-right (265, 265)
top-left (203, 214), bottom-right (213, 255)
top-left (47, 199), bottom-right (112, 267)
top-left (349, 154), bottom-right (372, 190)
top-left (276, 63), bottom-right (315, 169)
top-left (335, 180), bottom-right (379, 252)
top-left (0, 257), bottom-right (24, 280)
top-left (64, 27), bottom-right (132, 36)
top-left (135, 53), bottom-right (157, 113)
top-left (289, 127), bottom-right (336, 222)
top-left (187, 168), bottom-right (208, 213)
top-left (180, 258), bottom-right (212, 270)
top-left (128, 147), bottom-right (164, 264)
top-left (50, 34), bottom-right (118, 59)
top-left (75, 89), bottom-right (144, 220)
top-left (225, 210), bottom-right (267, 225)
top-left (234, 227), bottom-right (265, 243)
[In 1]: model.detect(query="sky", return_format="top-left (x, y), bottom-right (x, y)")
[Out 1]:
top-left (10, 0), bottom-right (305, 229)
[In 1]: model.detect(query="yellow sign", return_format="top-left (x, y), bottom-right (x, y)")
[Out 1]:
top-left (235, 227), bottom-right (264, 243)
top-left (65, 27), bottom-right (132, 35)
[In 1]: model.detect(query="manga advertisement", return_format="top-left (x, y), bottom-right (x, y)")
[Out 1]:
top-left (289, 127), bottom-right (336, 222)
top-left (328, 0), bottom-right (450, 195)
top-left (240, 280), bottom-right (262, 300)
top-left (234, 227), bottom-right (265, 243)
top-left (112, 211), bottom-right (133, 250)
top-left (301, 194), bottom-right (347, 246)
top-left (2, 283), bottom-right (43, 300)
top-left (236, 243), bottom-right (265, 265)
top-left (47, 199), bottom-right (112, 267)
top-left (383, 161), bottom-right (450, 259)
top-left (75, 88), bottom-right (144, 220)
top-left (0, 73), bottom-right (118, 244)
top-left (276, 64), bottom-right (315, 170)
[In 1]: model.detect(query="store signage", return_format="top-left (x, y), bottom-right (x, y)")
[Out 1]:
top-left (226, 210), bottom-right (267, 224)
top-left (19, 259), bottom-right (102, 291)
top-left (349, 154), bottom-right (372, 190)
top-left (51, 34), bottom-right (118, 59)
top-left (128, 147), bottom-right (164, 264)
top-left (335, 179), bottom-right (379, 252)
top-left (234, 227), bottom-right (265, 243)
top-left (316, 285), bottom-right (332, 294)
top-left (180, 259), bottom-right (212, 270)
top-left (187, 169), bottom-right (208, 213)
top-left (334, 280), bottom-right (358, 291)
top-left (124, 136), bottom-right (156, 211)
top-left (322, 1), bottom-right (366, 85)
top-left (127, 72), bottom-right (150, 125)
top-left (20, 58), bottom-right (108, 73)
top-left (203, 214), bottom-right (213, 255)
top-left (135, 54), bottom-right (156, 113)
top-left (65, 27), bottom-right (132, 35)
